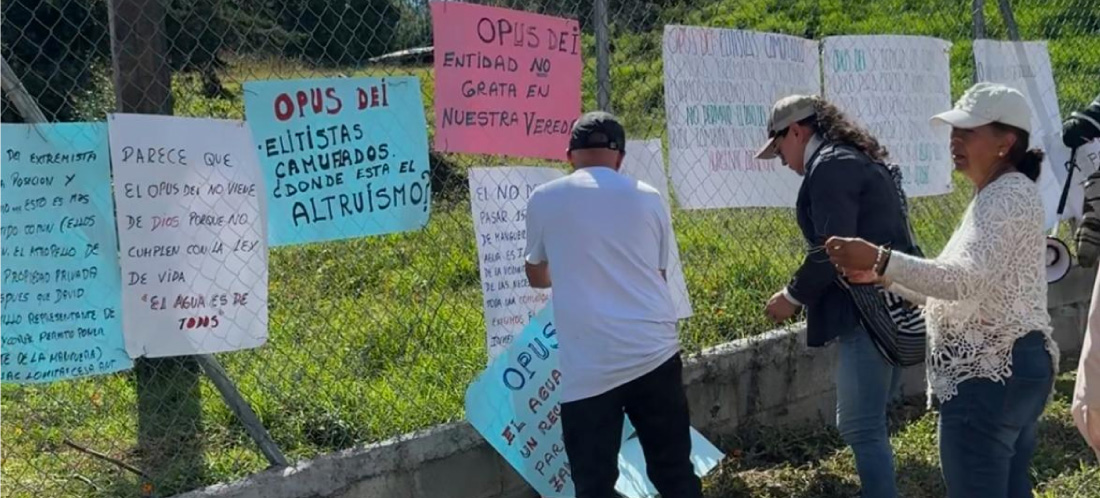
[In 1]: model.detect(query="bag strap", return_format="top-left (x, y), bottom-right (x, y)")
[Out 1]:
top-left (830, 143), bottom-right (924, 257)
top-left (883, 163), bottom-right (925, 258)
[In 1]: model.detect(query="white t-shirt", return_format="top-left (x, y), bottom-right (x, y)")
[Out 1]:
top-left (525, 166), bottom-right (680, 403)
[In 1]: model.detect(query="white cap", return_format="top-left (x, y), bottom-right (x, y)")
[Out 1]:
top-left (931, 82), bottom-right (1031, 134)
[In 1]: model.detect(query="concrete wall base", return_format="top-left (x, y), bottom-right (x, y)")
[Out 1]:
top-left (175, 267), bottom-right (1095, 498)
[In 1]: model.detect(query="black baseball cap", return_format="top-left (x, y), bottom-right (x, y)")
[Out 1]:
top-left (568, 111), bottom-right (626, 153)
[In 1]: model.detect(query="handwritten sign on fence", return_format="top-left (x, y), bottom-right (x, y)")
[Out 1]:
top-left (973, 40), bottom-right (1074, 227)
top-left (469, 166), bottom-right (562, 360)
top-left (431, 2), bottom-right (582, 160)
top-left (465, 304), bottom-right (723, 497)
top-left (619, 139), bottom-right (693, 319)
top-left (663, 25), bottom-right (820, 208)
top-left (0, 123), bottom-right (132, 383)
top-left (109, 114), bottom-right (268, 358)
top-left (823, 36), bottom-right (954, 197)
top-left (243, 76), bottom-right (431, 246)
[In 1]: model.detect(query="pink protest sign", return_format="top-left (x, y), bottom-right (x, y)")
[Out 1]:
top-left (431, 2), bottom-right (582, 161)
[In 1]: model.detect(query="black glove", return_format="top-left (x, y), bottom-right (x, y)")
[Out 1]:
top-left (1063, 94), bottom-right (1100, 149)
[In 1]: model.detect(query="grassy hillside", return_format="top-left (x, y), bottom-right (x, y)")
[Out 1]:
top-left (2, 0), bottom-right (1098, 496)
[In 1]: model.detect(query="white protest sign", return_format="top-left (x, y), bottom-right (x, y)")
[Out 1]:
top-left (617, 426), bottom-right (725, 497)
top-left (823, 35), bottom-right (954, 197)
top-left (974, 40), bottom-right (1076, 227)
top-left (1081, 140), bottom-right (1100, 178)
top-left (470, 167), bottom-right (562, 360)
top-left (109, 114), bottom-right (268, 358)
top-left (663, 25), bottom-right (820, 208)
top-left (620, 139), bottom-right (693, 319)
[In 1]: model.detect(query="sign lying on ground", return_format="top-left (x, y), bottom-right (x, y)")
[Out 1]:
top-left (464, 304), bottom-right (724, 497)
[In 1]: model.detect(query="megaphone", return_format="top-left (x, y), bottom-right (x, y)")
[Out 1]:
top-left (1046, 236), bottom-right (1072, 283)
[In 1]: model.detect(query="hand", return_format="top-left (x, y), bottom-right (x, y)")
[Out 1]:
top-left (844, 269), bottom-right (880, 284)
top-left (765, 290), bottom-right (799, 323)
top-left (825, 236), bottom-right (880, 273)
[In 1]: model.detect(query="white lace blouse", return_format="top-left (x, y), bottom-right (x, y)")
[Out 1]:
top-left (884, 172), bottom-right (1058, 403)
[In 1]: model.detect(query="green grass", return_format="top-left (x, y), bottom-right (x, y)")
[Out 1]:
top-left (3, 0), bottom-right (1098, 495)
top-left (703, 370), bottom-right (1100, 498)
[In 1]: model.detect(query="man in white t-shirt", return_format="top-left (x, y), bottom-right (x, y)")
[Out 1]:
top-left (524, 111), bottom-right (701, 498)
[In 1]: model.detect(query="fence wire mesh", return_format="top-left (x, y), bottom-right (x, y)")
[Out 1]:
top-left (1, 0), bottom-right (1098, 496)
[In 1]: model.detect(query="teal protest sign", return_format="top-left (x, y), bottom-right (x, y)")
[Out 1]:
top-left (243, 76), bottom-right (432, 246)
top-left (1, 123), bottom-right (132, 383)
top-left (464, 304), bottom-right (723, 497)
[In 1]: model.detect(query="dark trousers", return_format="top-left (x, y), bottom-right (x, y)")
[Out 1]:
top-left (560, 353), bottom-right (702, 498)
top-left (938, 331), bottom-right (1054, 498)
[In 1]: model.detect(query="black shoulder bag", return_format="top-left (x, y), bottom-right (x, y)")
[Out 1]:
top-left (837, 162), bottom-right (928, 367)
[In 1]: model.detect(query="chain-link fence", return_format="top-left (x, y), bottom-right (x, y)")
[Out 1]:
top-left (1, 0), bottom-right (1098, 496)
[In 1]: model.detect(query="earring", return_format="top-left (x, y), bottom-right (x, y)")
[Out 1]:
top-left (998, 151), bottom-right (1005, 157)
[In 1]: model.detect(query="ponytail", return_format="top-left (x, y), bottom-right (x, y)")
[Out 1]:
top-left (991, 122), bottom-right (1042, 182)
top-left (1017, 149), bottom-right (1044, 182)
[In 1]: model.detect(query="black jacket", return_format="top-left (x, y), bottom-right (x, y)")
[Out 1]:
top-left (788, 142), bottom-right (917, 347)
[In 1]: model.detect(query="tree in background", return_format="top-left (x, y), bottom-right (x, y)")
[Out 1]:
top-left (272, 0), bottom-right (402, 66)
top-left (1, 0), bottom-right (109, 122)
top-left (165, 0), bottom-right (294, 99)
top-left (0, 0), bottom-right (409, 122)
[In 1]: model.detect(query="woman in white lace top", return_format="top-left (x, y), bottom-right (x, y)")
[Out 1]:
top-left (825, 82), bottom-right (1057, 498)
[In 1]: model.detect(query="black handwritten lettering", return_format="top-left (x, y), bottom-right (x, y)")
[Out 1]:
top-left (440, 109), bottom-right (519, 128)
top-left (443, 51), bottom-right (520, 72)
top-left (461, 80), bottom-right (517, 98)
top-left (289, 180), bottom-right (428, 226)
top-left (120, 146), bottom-right (188, 165)
top-left (522, 112), bottom-right (570, 136)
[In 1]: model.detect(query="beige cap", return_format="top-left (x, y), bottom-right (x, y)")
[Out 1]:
top-left (755, 95), bottom-right (818, 159)
top-left (931, 82), bottom-right (1031, 134)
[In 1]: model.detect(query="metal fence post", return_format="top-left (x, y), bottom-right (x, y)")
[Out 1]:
top-left (594, 0), bottom-right (611, 112)
top-left (971, 0), bottom-right (986, 83)
top-left (972, 0), bottom-right (986, 41)
top-left (108, 0), bottom-right (204, 492)
top-left (0, 57), bottom-right (48, 123)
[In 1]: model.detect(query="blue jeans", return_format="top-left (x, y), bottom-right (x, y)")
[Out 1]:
top-left (836, 324), bottom-right (903, 498)
top-left (938, 331), bottom-right (1054, 498)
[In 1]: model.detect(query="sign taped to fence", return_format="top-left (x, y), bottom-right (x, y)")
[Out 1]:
top-left (469, 166), bottom-right (562, 360)
top-left (464, 303), bottom-right (723, 498)
top-left (109, 114), bottom-right (269, 358)
top-left (973, 40), bottom-right (1075, 228)
top-left (431, 1), bottom-right (582, 160)
top-left (0, 123), bottom-right (132, 383)
top-left (663, 25), bottom-right (820, 208)
top-left (243, 76), bottom-right (431, 246)
top-left (823, 35), bottom-right (954, 197)
top-left (619, 139), bottom-right (692, 319)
